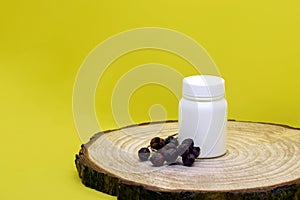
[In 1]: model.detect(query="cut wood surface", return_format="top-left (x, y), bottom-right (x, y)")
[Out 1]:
top-left (75, 121), bottom-right (300, 200)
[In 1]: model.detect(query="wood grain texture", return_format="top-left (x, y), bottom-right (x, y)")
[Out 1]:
top-left (75, 121), bottom-right (300, 200)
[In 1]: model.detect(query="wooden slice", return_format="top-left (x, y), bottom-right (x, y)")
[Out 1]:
top-left (75, 121), bottom-right (300, 200)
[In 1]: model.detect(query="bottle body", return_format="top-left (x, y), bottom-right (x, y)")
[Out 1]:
top-left (178, 96), bottom-right (227, 158)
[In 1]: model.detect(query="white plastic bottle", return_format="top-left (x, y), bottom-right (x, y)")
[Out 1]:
top-left (178, 75), bottom-right (227, 158)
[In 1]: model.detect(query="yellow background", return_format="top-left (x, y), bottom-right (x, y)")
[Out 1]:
top-left (1, 1), bottom-right (300, 199)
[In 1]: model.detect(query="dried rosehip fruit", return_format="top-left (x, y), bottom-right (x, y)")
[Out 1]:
top-left (164, 148), bottom-right (178, 164)
top-left (150, 152), bottom-right (165, 166)
top-left (182, 153), bottom-right (195, 167)
top-left (182, 138), bottom-right (194, 149)
top-left (177, 143), bottom-right (190, 157)
top-left (191, 146), bottom-right (200, 158)
top-left (150, 137), bottom-right (165, 150)
top-left (165, 136), bottom-right (179, 146)
top-left (138, 147), bottom-right (150, 161)
top-left (157, 147), bottom-right (167, 156)
top-left (164, 142), bottom-right (177, 150)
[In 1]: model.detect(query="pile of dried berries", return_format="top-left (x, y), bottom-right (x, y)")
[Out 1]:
top-left (138, 134), bottom-right (200, 167)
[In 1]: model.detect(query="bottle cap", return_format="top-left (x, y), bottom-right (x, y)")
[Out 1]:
top-left (182, 75), bottom-right (225, 99)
